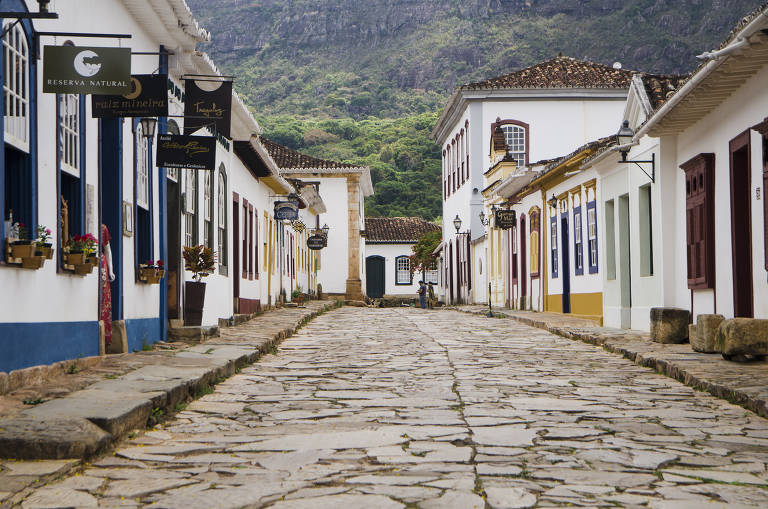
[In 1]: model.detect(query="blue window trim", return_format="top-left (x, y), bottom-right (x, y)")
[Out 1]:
top-left (394, 255), bottom-right (413, 286)
top-left (573, 205), bottom-right (584, 276)
top-left (133, 118), bottom-right (154, 273)
top-left (587, 200), bottom-right (599, 274)
top-left (550, 215), bottom-right (558, 278)
top-left (0, 5), bottom-right (38, 262)
top-left (56, 93), bottom-right (86, 271)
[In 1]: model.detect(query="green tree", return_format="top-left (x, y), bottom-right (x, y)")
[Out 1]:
top-left (409, 230), bottom-right (441, 275)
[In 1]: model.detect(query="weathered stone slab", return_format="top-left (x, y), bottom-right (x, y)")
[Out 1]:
top-left (230, 428), bottom-right (407, 451)
top-left (22, 389), bottom-right (153, 437)
top-left (716, 318), bottom-right (768, 358)
top-left (485, 487), bottom-right (537, 509)
top-left (691, 314), bottom-right (724, 353)
top-left (103, 478), bottom-right (196, 498)
top-left (0, 417), bottom-right (111, 459)
top-left (419, 491), bottom-right (484, 509)
top-left (270, 494), bottom-right (404, 509)
top-left (650, 307), bottom-right (690, 344)
top-left (20, 487), bottom-right (98, 508)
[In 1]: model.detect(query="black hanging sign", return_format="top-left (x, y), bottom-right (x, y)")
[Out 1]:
top-left (274, 201), bottom-right (299, 221)
top-left (184, 79), bottom-right (232, 138)
top-left (92, 74), bottom-right (169, 118)
top-left (307, 234), bottom-right (326, 251)
top-left (495, 209), bottom-right (517, 230)
top-left (43, 46), bottom-right (131, 95)
top-left (156, 134), bottom-right (216, 171)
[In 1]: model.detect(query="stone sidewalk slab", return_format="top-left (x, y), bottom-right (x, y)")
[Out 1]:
top-left (456, 305), bottom-right (768, 418)
top-left (0, 301), bottom-right (339, 471)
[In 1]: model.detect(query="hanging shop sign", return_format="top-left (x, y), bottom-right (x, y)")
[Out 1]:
top-left (92, 74), bottom-right (168, 118)
top-left (155, 134), bottom-right (216, 171)
top-left (494, 209), bottom-right (517, 230)
top-left (307, 234), bottom-right (326, 251)
top-left (274, 201), bottom-right (299, 221)
top-left (184, 79), bottom-right (232, 138)
top-left (43, 46), bottom-right (131, 95)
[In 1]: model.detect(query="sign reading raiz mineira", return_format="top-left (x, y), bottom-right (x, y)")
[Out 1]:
top-left (495, 209), bottom-right (517, 230)
top-left (156, 134), bottom-right (216, 171)
top-left (307, 234), bottom-right (326, 251)
top-left (184, 79), bottom-right (233, 138)
top-left (43, 46), bottom-right (131, 95)
top-left (274, 201), bottom-right (299, 221)
top-left (92, 74), bottom-right (168, 118)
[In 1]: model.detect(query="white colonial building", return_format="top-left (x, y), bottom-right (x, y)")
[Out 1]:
top-left (364, 217), bottom-right (441, 299)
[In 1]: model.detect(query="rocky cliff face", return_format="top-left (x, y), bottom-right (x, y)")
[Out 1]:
top-left (187, 0), bottom-right (765, 117)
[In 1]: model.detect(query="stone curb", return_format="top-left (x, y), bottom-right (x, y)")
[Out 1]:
top-left (452, 306), bottom-right (768, 419)
top-left (0, 300), bottom-right (341, 463)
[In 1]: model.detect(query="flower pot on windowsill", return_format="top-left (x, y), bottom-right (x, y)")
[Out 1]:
top-left (184, 281), bottom-right (206, 326)
top-left (38, 243), bottom-right (53, 260)
top-left (65, 251), bottom-right (86, 266)
top-left (74, 262), bottom-right (94, 275)
top-left (86, 254), bottom-right (98, 267)
top-left (11, 241), bottom-right (35, 259)
top-left (139, 266), bottom-right (161, 284)
top-left (21, 255), bottom-right (45, 269)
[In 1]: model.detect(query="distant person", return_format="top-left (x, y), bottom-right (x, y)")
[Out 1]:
top-left (427, 282), bottom-right (435, 309)
top-left (417, 280), bottom-right (427, 309)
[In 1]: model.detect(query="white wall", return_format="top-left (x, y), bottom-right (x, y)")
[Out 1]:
top-left (675, 65), bottom-right (768, 320)
top-left (315, 178), bottom-right (349, 295)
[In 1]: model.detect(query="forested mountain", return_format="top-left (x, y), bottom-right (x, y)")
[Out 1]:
top-left (187, 0), bottom-right (765, 220)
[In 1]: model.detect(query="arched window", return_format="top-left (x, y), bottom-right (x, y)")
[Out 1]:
top-left (491, 119), bottom-right (529, 168)
top-left (134, 120), bottom-right (153, 267)
top-left (217, 164), bottom-right (227, 271)
top-left (395, 255), bottom-right (412, 285)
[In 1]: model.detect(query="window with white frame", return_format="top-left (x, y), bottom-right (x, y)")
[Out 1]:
top-left (3, 22), bottom-right (29, 152)
top-left (135, 123), bottom-right (149, 210)
top-left (184, 170), bottom-right (197, 247)
top-left (59, 94), bottom-right (80, 177)
top-left (203, 170), bottom-right (212, 248)
top-left (574, 207), bottom-right (583, 274)
top-left (425, 262), bottom-right (439, 284)
top-left (587, 203), bottom-right (598, 273)
top-left (217, 165), bottom-right (227, 268)
top-left (501, 124), bottom-right (526, 168)
top-left (550, 215), bottom-right (558, 278)
top-left (395, 255), bottom-right (412, 285)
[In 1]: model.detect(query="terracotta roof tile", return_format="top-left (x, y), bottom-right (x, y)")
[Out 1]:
top-left (260, 137), bottom-right (359, 170)
top-left (365, 217), bottom-right (441, 243)
top-left (461, 55), bottom-right (634, 91)
top-left (640, 73), bottom-right (689, 111)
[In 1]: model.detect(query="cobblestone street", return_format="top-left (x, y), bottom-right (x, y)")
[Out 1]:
top-left (21, 308), bottom-right (768, 508)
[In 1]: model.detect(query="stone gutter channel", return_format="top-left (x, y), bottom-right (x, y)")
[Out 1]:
top-left (452, 305), bottom-right (768, 420)
top-left (0, 300), bottom-right (341, 501)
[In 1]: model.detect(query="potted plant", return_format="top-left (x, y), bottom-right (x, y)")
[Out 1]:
top-left (65, 233), bottom-right (97, 273)
top-left (182, 245), bottom-right (215, 326)
top-left (10, 222), bottom-right (34, 259)
top-left (36, 225), bottom-right (54, 260)
top-left (139, 259), bottom-right (165, 284)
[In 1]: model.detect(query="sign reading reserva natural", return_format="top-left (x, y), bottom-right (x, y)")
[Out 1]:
top-left (495, 209), bottom-right (517, 230)
top-left (307, 234), bottom-right (326, 251)
top-left (43, 46), bottom-right (131, 95)
top-left (92, 75), bottom-right (168, 118)
top-left (156, 134), bottom-right (216, 171)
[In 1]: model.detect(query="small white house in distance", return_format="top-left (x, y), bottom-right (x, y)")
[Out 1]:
top-left (364, 217), bottom-right (441, 299)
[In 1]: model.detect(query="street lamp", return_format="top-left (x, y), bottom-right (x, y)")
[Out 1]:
top-left (37, 0), bottom-right (51, 13)
top-left (616, 120), bottom-right (635, 162)
top-left (321, 224), bottom-right (329, 237)
top-left (548, 194), bottom-right (558, 209)
top-left (140, 117), bottom-right (157, 139)
top-left (616, 120), bottom-right (656, 183)
top-left (479, 210), bottom-right (487, 225)
top-left (453, 214), bottom-right (462, 234)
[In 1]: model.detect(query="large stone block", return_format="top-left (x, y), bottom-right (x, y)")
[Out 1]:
top-left (650, 307), bottom-right (690, 344)
top-left (691, 314), bottom-right (725, 353)
top-left (715, 318), bottom-right (768, 360)
top-left (0, 417), bottom-right (111, 459)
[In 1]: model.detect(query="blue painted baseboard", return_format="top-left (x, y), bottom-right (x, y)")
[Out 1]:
top-left (125, 317), bottom-right (163, 353)
top-left (0, 321), bottom-right (99, 373)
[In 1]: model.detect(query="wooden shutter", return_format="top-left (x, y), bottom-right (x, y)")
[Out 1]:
top-left (680, 153), bottom-right (715, 289)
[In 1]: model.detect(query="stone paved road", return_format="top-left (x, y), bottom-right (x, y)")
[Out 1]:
top-left (19, 308), bottom-right (768, 508)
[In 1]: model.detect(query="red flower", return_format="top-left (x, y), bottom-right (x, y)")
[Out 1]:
top-left (156, 260), bottom-right (164, 267)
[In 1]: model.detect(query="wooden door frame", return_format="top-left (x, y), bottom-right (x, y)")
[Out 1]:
top-left (232, 192), bottom-right (240, 314)
top-left (729, 129), bottom-right (754, 317)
